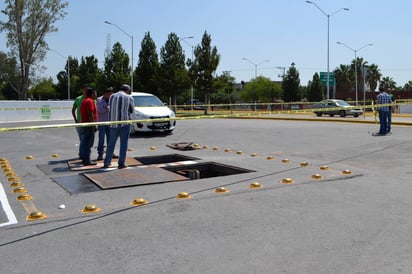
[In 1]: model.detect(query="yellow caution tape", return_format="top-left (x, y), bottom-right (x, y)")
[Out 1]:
top-left (0, 102), bottom-right (404, 132)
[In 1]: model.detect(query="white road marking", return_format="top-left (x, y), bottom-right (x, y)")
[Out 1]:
top-left (0, 181), bottom-right (18, 227)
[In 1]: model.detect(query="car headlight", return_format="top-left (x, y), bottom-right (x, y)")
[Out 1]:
top-left (134, 111), bottom-right (149, 120)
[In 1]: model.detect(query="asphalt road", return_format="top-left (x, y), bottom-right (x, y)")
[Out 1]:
top-left (1, 116), bottom-right (412, 274)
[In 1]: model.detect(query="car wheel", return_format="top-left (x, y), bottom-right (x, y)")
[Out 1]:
top-left (353, 114), bottom-right (359, 118)
top-left (329, 114), bottom-right (334, 117)
top-left (339, 110), bottom-right (346, 117)
top-left (315, 112), bottom-right (322, 117)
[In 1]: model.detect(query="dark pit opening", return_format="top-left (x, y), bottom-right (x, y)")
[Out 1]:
top-left (162, 162), bottom-right (255, 179)
top-left (135, 154), bottom-right (199, 165)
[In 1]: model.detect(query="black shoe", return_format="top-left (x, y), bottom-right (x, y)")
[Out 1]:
top-left (103, 164), bottom-right (110, 168)
top-left (118, 164), bottom-right (128, 169)
top-left (97, 155), bottom-right (103, 161)
top-left (113, 154), bottom-right (119, 159)
top-left (83, 161), bottom-right (97, 166)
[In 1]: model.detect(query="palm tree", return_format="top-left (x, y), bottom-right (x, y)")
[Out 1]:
top-left (379, 76), bottom-right (397, 90)
top-left (403, 81), bottom-right (412, 90)
top-left (366, 64), bottom-right (381, 92)
top-left (352, 57), bottom-right (368, 91)
top-left (334, 64), bottom-right (352, 94)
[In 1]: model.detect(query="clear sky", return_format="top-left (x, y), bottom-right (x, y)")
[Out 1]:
top-left (1, 0), bottom-right (411, 88)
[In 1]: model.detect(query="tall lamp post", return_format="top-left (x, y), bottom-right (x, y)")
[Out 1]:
top-left (104, 20), bottom-right (134, 92)
top-left (306, 1), bottom-right (349, 99)
top-left (336, 42), bottom-right (373, 106)
top-left (179, 36), bottom-right (195, 110)
top-left (242, 58), bottom-right (270, 79)
top-left (48, 48), bottom-right (70, 99)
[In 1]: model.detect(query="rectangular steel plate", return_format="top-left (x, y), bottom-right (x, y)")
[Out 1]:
top-left (68, 157), bottom-right (142, 171)
top-left (52, 174), bottom-right (101, 194)
top-left (84, 166), bottom-right (189, 189)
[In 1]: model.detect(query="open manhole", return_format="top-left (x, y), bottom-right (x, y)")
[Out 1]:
top-left (162, 162), bottom-right (255, 179)
top-left (53, 157), bottom-right (254, 193)
top-left (135, 154), bottom-right (200, 165)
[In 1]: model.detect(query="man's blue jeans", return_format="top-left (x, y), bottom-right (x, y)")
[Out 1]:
top-left (80, 126), bottom-right (95, 163)
top-left (104, 125), bottom-right (130, 167)
top-left (379, 110), bottom-right (389, 134)
top-left (97, 125), bottom-right (110, 156)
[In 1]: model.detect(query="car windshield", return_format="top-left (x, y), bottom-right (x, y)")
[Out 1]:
top-left (335, 100), bottom-right (351, 107)
top-left (133, 95), bottom-right (164, 107)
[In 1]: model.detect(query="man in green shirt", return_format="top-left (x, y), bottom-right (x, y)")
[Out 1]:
top-left (71, 84), bottom-right (89, 159)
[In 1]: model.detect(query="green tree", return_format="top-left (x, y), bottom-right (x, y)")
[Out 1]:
top-left (159, 32), bottom-right (189, 106)
top-left (403, 81), bottom-right (412, 90)
top-left (352, 57), bottom-right (368, 93)
top-left (366, 64), bottom-right (381, 92)
top-left (188, 31), bottom-right (220, 114)
top-left (0, 0), bottom-right (68, 99)
top-left (29, 77), bottom-right (55, 99)
top-left (260, 78), bottom-right (281, 104)
top-left (334, 64), bottom-right (352, 94)
top-left (240, 76), bottom-right (280, 110)
top-left (213, 71), bottom-right (236, 107)
top-left (379, 76), bottom-right (396, 90)
top-left (54, 56), bottom-right (78, 99)
top-left (282, 63), bottom-right (300, 102)
top-left (308, 73), bottom-right (323, 102)
top-left (135, 32), bottom-right (159, 94)
top-left (103, 42), bottom-right (130, 92)
top-left (0, 51), bottom-right (19, 99)
top-left (78, 55), bottom-right (100, 88)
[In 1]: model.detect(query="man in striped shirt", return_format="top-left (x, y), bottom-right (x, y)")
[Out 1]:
top-left (103, 84), bottom-right (135, 169)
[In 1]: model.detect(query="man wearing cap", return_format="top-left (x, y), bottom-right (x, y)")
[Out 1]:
top-left (103, 84), bottom-right (135, 169)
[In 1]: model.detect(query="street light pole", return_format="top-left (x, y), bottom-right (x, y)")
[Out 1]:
top-left (179, 36), bottom-right (195, 110)
top-left (104, 20), bottom-right (134, 92)
top-left (306, 1), bottom-right (349, 99)
top-left (242, 58), bottom-right (270, 79)
top-left (48, 48), bottom-right (70, 99)
top-left (336, 42), bottom-right (373, 106)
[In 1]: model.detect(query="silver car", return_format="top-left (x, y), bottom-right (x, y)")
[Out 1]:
top-left (313, 99), bottom-right (363, 117)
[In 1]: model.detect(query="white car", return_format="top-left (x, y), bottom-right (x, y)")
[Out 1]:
top-left (130, 92), bottom-right (176, 134)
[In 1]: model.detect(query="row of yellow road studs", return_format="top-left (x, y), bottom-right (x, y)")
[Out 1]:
top-left (0, 157), bottom-right (47, 221)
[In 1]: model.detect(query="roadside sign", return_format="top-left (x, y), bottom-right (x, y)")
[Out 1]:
top-left (320, 72), bottom-right (335, 86)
